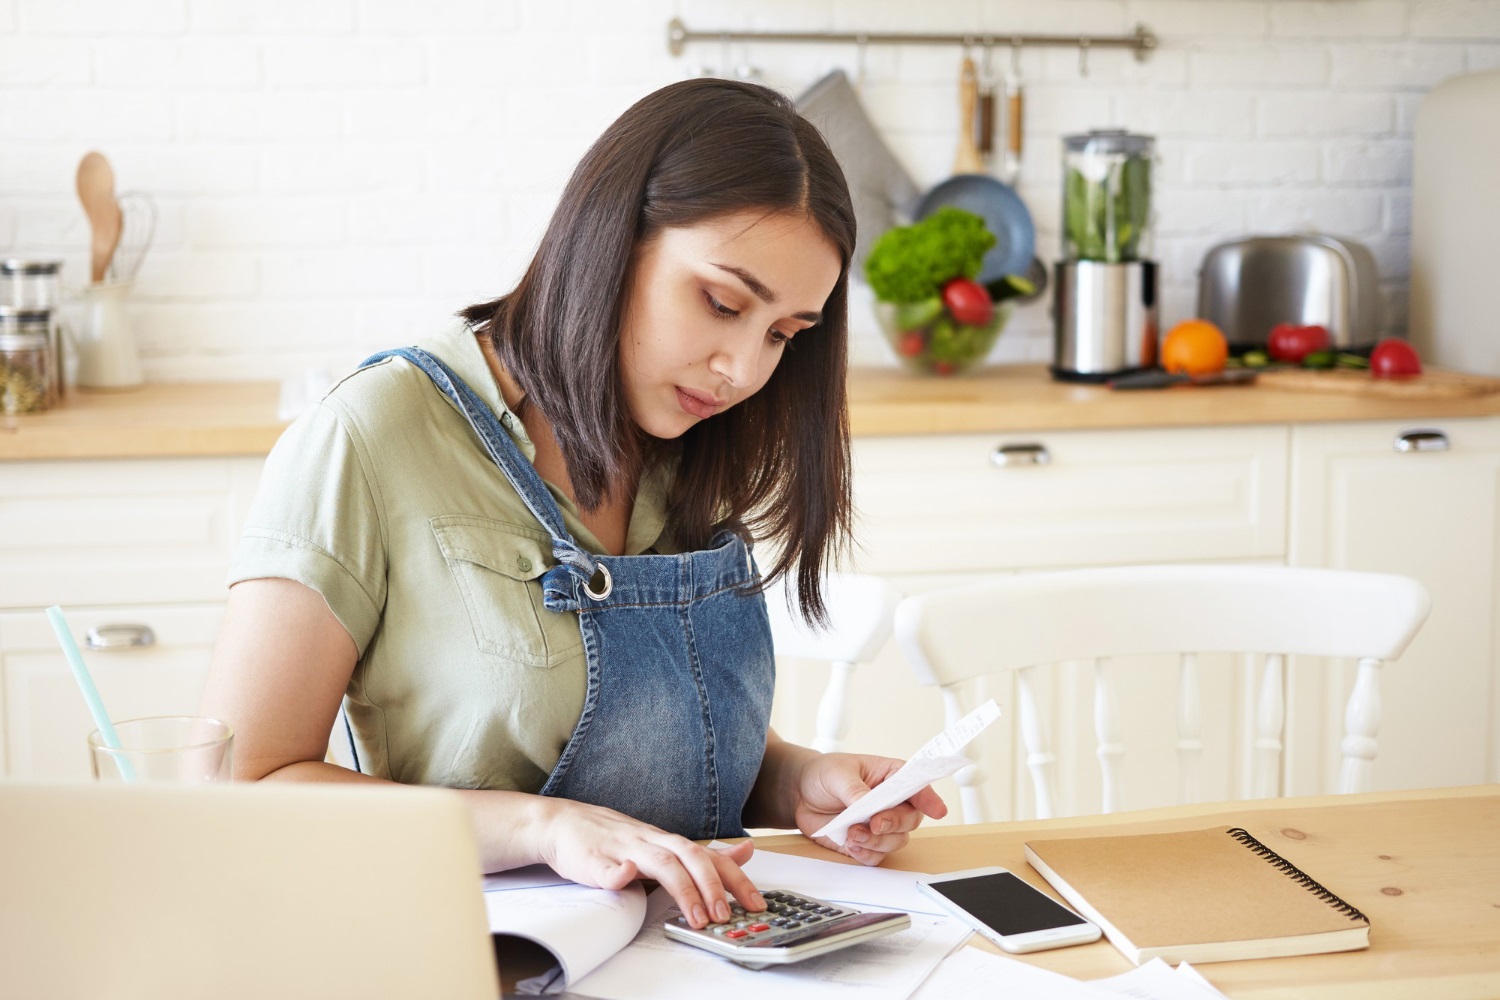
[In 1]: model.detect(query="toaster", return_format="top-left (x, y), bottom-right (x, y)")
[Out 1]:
top-left (1197, 235), bottom-right (1381, 352)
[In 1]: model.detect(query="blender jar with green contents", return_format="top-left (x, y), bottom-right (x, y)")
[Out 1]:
top-left (1052, 130), bottom-right (1159, 382)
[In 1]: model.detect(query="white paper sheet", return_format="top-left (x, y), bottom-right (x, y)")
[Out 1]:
top-left (813, 700), bottom-right (1001, 847)
top-left (1174, 963), bottom-right (1228, 997)
top-left (1090, 958), bottom-right (1231, 999)
top-left (736, 841), bottom-right (941, 915)
top-left (566, 885), bottom-right (971, 1000)
top-left (483, 868), bottom-right (646, 992)
top-left (909, 947), bottom-right (1116, 999)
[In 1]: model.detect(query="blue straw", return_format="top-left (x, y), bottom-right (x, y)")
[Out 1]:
top-left (46, 605), bottom-right (135, 782)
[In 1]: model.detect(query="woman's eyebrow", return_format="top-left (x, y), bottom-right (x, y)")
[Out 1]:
top-left (712, 263), bottom-right (822, 323)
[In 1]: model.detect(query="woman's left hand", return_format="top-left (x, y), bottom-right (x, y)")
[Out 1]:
top-left (791, 753), bottom-right (948, 865)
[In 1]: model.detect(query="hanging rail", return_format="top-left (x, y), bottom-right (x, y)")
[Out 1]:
top-left (666, 17), bottom-right (1157, 61)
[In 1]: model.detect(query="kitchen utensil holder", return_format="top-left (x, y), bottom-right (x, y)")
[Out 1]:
top-left (76, 280), bottom-right (143, 391)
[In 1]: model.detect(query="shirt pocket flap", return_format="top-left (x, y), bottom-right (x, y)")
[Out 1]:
top-left (430, 515), bottom-right (580, 667)
top-left (431, 517), bottom-right (550, 583)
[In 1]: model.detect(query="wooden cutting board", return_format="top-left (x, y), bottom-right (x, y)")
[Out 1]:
top-left (1255, 367), bottom-right (1500, 399)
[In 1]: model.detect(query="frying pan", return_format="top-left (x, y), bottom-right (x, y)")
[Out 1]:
top-left (915, 174), bottom-right (1035, 283)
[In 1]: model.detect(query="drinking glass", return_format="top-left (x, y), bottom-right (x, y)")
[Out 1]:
top-left (88, 716), bottom-right (233, 783)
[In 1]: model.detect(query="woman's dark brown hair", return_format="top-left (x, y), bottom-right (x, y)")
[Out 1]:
top-left (460, 78), bottom-right (855, 624)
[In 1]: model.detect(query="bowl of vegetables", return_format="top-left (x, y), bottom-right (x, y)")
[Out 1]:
top-left (865, 207), bottom-right (1032, 376)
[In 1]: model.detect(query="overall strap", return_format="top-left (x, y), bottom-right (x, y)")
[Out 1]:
top-left (359, 347), bottom-right (596, 579)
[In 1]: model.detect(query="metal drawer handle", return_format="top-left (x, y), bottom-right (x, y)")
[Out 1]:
top-left (991, 443), bottom-right (1051, 468)
top-left (1394, 430), bottom-right (1450, 453)
top-left (84, 624), bottom-right (157, 650)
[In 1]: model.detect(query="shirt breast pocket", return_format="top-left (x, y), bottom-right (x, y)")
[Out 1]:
top-left (431, 515), bottom-right (583, 668)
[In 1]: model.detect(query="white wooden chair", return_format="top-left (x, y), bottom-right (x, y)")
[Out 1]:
top-left (894, 564), bottom-right (1431, 823)
top-left (765, 573), bottom-right (901, 754)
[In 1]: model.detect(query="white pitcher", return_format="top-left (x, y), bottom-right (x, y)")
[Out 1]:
top-left (76, 280), bottom-right (143, 390)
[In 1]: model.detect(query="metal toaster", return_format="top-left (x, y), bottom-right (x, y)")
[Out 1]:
top-left (1197, 235), bottom-right (1381, 351)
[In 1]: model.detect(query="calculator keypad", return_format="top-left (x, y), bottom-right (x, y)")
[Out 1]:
top-left (668, 890), bottom-right (857, 947)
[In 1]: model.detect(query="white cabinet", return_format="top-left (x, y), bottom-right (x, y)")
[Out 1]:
top-left (0, 457), bottom-right (262, 779)
top-left (774, 424), bottom-right (1290, 822)
top-left (0, 605), bottom-right (226, 779)
top-left (850, 425), bottom-right (1288, 575)
top-left (1287, 418), bottom-right (1500, 797)
top-left (772, 417), bottom-right (1500, 823)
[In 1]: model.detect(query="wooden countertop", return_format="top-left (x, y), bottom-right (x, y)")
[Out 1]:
top-left (6, 366), bottom-right (1500, 461)
top-left (751, 785), bottom-right (1500, 999)
top-left (0, 381), bottom-right (286, 460)
top-left (846, 364), bottom-right (1500, 436)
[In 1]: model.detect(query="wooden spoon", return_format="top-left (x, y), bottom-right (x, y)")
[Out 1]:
top-left (76, 151), bottom-right (122, 283)
top-left (954, 57), bottom-right (984, 175)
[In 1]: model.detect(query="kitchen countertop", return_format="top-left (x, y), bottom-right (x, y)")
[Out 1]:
top-left (6, 365), bottom-right (1500, 461)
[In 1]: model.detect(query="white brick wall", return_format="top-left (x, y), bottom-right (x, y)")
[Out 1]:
top-left (2, 0), bottom-right (1497, 380)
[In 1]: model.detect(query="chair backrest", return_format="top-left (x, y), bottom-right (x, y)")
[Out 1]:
top-left (894, 564), bottom-right (1431, 822)
top-left (765, 572), bottom-right (901, 753)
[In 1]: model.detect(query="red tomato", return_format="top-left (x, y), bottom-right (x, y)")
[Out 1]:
top-left (1267, 322), bottom-right (1331, 363)
top-left (896, 330), bottom-right (925, 358)
top-left (941, 278), bottom-right (994, 327)
top-left (1370, 338), bottom-right (1422, 378)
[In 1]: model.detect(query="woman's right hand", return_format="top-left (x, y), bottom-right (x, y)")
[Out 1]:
top-left (533, 798), bottom-right (764, 928)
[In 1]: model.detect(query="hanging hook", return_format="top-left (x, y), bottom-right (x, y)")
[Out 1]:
top-left (1078, 36), bottom-right (1091, 77)
top-left (855, 32), bottom-right (869, 91)
top-left (1011, 36), bottom-right (1023, 76)
top-left (720, 32), bottom-right (732, 79)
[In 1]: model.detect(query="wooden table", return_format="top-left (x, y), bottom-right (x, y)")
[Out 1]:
top-left (752, 785), bottom-right (1500, 999)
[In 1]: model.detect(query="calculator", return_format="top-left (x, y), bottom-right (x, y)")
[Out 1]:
top-left (661, 889), bottom-right (911, 968)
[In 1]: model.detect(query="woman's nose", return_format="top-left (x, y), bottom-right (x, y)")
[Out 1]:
top-left (708, 334), bottom-right (761, 388)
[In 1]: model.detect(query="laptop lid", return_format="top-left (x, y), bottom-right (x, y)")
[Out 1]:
top-left (0, 781), bottom-right (500, 1000)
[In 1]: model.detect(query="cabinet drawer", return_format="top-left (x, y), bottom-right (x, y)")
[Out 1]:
top-left (0, 604), bottom-right (225, 779)
top-left (0, 457), bottom-right (262, 607)
top-left (851, 425), bottom-right (1288, 575)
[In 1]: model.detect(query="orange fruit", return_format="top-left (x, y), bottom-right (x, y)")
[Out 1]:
top-left (1160, 319), bottom-right (1228, 376)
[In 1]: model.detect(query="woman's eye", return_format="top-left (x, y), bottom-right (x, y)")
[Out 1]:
top-left (704, 292), bottom-right (739, 320)
top-left (769, 328), bottom-right (791, 345)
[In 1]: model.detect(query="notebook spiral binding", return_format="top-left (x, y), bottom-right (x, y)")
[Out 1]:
top-left (1226, 828), bottom-right (1369, 923)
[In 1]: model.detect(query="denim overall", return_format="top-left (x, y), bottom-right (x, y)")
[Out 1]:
top-left (362, 348), bottom-right (775, 839)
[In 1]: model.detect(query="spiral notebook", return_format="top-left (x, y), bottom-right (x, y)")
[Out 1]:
top-left (1023, 826), bottom-right (1371, 965)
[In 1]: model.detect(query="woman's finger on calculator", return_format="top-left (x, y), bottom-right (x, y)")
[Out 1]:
top-left (641, 836), bottom-right (759, 929)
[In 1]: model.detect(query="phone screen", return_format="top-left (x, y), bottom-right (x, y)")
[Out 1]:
top-left (924, 872), bottom-right (1088, 936)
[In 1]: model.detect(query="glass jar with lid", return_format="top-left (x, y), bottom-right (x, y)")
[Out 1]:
top-left (0, 308), bottom-right (56, 413)
top-left (0, 259), bottom-right (63, 310)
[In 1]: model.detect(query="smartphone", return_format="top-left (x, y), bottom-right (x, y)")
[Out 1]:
top-left (915, 866), bottom-right (1101, 954)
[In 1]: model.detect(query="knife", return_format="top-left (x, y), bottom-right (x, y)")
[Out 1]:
top-left (1108, 368), bottom-right (1260, 390)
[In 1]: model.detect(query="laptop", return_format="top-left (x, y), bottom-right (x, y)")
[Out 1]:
top-left (0, 780), bottom-right (501, 999)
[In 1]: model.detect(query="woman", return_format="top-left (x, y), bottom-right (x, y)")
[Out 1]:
top-left (201, 78), bottom-right (945, 931)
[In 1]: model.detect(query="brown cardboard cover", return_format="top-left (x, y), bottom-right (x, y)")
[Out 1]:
top-left (1024, 826), bottom-right (1370, 964)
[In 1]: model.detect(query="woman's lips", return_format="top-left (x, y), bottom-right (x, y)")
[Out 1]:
top-left (675, 386), bottom-right (723, 420)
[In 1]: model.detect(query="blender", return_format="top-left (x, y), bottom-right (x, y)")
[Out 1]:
top-left (1051, 129), bottom-right (1159, 382)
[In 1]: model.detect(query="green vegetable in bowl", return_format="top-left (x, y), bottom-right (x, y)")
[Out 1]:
top-left (864, 207), bottom-right (996, 304)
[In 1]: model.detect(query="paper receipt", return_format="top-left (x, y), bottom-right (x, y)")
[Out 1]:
top-left (812, 699), bottom-right (1001, 847)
